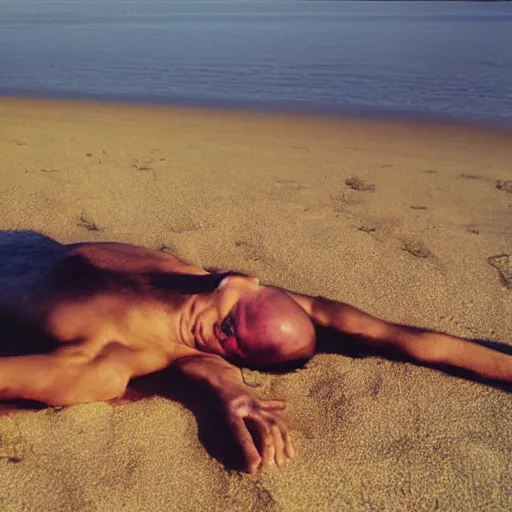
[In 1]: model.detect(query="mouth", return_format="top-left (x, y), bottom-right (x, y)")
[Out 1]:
top-left (197, 322), bottom-right (226, 355)
top-left (198, 324), bottom-right (209, 349)
top-left (191, 320), bottom-right (205, 350)
top-left (192, 319), bottom-right (213, 352)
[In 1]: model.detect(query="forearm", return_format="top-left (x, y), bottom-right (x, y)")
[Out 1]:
top-left (407, 331), bottom-right (512, 383)
top-left (172, 354), bottom-right (248, 399)
top-left (311, 296), bottom-right (512, 383)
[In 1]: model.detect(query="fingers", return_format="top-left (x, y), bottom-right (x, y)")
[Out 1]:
top-left (247, 414), bottom-right (276, 469)
top-left (284, 428), bottom-right (295, 459)
top-left (249, 412), bottom-right (294, 470)
top-left (268, 415), bottom-right (294, 460)
top-left (271, 424), bottom-right (285, 466)
top-left (269, 415), bottom-right (294, 464)
top-left (226, 395), bottom-right (293, 473)
top-left (229, 417), bottom-right (262, 473)
top-left (259, 399), bottom-right (286, 412)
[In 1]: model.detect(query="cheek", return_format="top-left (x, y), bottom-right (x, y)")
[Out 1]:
top-left (233, 307), bottom-right (272, 358)
top-left (224, 336), bottom-right (245, 359)
top-left (237, 321), bottom-right (267, 354)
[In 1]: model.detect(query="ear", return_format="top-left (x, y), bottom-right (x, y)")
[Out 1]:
top-left (218, 273), bottom-right (260, 291)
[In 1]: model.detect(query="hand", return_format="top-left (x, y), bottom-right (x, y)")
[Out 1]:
top-left (220, 390), bottom-right (294, 473)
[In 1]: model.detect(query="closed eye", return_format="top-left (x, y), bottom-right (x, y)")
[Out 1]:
top-left (219, 316), bottom-right (235, 338)
top-left (218, 315), bottom-right (245, 359)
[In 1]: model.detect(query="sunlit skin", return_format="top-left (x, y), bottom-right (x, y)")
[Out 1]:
top-left (0, 232), bottom-right (511, 473)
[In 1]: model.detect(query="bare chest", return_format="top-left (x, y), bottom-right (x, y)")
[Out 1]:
top-left (44, 293), bottom-right (182, 356)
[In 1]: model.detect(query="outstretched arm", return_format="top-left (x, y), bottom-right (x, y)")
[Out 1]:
top-left (172, 353), bottom-right (293, 473)
top-left (284, 290), bottom-right (512, 383)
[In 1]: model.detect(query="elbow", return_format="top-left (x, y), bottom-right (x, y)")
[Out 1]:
top-left (401, 332), bottom-right (450, 366)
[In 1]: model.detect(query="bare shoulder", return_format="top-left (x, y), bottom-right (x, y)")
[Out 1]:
top-left (68, 241), bottom-right (208, 275)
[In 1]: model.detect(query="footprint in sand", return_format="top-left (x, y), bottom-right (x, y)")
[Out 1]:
top-left (332, 177), bottom-right (375, 213)
top-left (234, 240), bottom-right (264, 263)
top-left (77, 213), bottom-right (100, 232)
top-left (272, 178), bottom-right (303, 193)
top-left (460, 173), bottom-right (486, 181)
top-left (333, 192), bottom-right (364, 213)
top-left (167, 218), bottom-right (202, 234)
top-left (400, 238), bottom-right (434, 259)
top-left (0, 419), bottom-right (28, 463)
top-left (308, 378), bottom-right (348, 409)
top-left (345, 176), bottom-right (376, 192)
top-left (496, 180), bottom-right (512, 194)
top-left (132, 162), bottom-right (153, 172)
top-left (158, 243), bottom-right (180, 255)
top-left (488, 254), bottom-right (512, 289)
top-left (357, 223), bottom-right (377, 234)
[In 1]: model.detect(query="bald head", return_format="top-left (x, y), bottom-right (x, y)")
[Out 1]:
top-left (231, 287), bottom-right (316, 366)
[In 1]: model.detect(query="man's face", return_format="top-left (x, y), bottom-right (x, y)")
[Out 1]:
top-left (190, 275), bottom-right (315, 365)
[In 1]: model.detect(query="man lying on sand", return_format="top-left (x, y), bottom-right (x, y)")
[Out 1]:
top-left (1, 231), bottom-right (510, 473)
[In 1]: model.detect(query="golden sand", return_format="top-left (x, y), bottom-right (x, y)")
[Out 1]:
top-left (0, 97), bottom-right (511, 511)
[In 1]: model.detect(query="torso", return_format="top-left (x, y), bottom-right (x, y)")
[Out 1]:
top-left (0, 231), bottom-right (208, 366)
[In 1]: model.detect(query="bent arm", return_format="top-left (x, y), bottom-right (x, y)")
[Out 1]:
top-left (285, 290), bottom-right (512, 383)
top-left (172, 353), bottom-right (293, 472)
top-left (172, 352), bottom-right (248, 399)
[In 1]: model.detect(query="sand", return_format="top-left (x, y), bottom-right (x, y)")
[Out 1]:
top-left (0, 97), bottom-right (511, 511)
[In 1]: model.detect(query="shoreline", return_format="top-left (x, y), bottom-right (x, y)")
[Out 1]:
top-left (2, 93), bottom-right (512, 133)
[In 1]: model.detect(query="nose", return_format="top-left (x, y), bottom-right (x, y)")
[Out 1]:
top-left (247, 277), bottom-right (260, 290)
top-left (237, 275), bottom-right (260, 291)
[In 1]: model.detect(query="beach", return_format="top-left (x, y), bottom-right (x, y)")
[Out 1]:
top-left (0, 97), bottom-right (511, 511)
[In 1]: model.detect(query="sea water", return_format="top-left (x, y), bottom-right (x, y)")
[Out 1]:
top-left (1, 0), bottom-right (511, 125)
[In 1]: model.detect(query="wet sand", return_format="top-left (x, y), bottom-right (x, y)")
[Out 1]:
top-left (0, 97), bottom-right (511, 511)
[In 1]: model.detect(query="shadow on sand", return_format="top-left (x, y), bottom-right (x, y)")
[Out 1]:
top-left (1, 327), bottom-right (510, 471)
